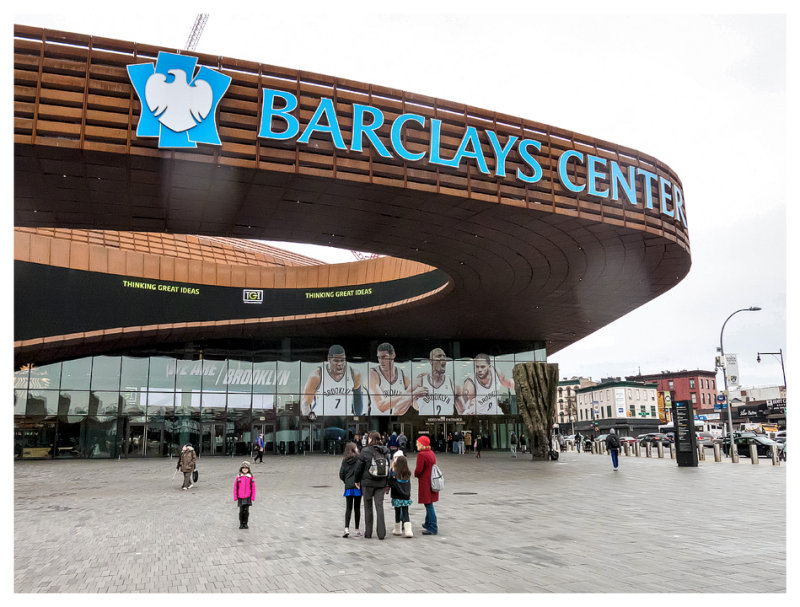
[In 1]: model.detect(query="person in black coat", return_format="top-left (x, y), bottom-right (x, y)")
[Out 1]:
top-left (339, 442), bottom-right (362, 538)
top-left (354, 431), bottom-right (390, 539)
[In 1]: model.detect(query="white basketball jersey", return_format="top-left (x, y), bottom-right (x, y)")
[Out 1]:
top-left (417, 374), bottom-right (455, 416)
top-left (474, 369), bottom-right (501, 415)
top-left (370, 366), bottom-right (406, 416)
top-left (315, 365), bottom-right (354, 415)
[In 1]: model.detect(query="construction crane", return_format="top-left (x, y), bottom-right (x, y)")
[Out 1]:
top-left (184, 14), bottom-right (209, 51)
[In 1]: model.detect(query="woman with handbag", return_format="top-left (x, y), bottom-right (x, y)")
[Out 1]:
top-left (176, 444), bottom-right (196, 490)
top-left (413, 435), bottom-right (439, 535)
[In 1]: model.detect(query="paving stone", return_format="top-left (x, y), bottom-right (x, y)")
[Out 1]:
top-left (14, 451), bottom-right (785, 593)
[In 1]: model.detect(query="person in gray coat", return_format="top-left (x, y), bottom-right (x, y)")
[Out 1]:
top-left (354, 431), bottom-right (390, 539)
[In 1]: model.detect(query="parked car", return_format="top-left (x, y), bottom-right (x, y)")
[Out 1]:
top-left (735, 435), bottom-right (784, 458)
top-left (619, 436), bottom-right (637, 446)
top-left (594, 434), bottom-right (609, 444)
top-left (696, 432), bottom-right (718, 448)
top-left (638, 433), bottom-right (670, 446)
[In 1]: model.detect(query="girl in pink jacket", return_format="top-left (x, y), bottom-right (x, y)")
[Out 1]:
top-left (233, 461), bottom-right (256, 529)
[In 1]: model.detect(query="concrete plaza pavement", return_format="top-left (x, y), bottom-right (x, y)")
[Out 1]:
top-left (14, 448), bottom-right (786, 593)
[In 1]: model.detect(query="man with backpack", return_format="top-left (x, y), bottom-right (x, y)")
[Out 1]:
top-left (605, 428), bottom-right (621, 470)
top-left (510, 431), bottom-right (518, 458)
top-left (354, 431), bottom-right (390, 539)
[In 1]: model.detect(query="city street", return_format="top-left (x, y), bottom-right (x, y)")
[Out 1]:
top-left (14, 449), bottom-right (786, 593)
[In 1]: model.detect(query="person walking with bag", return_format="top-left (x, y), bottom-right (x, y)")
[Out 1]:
top-left (354, 431), bottom-right (390, 539)
top-left (475, 434), bottom-right (482, 458)
top-left (255, 433), bottom-right (265, 463)
top-left (233, 461), bottom-right (256, 529)
top-left (339, 442), bottom-right (362, 538)
top-left (388, 454), bottom-right (414, 537)
top-left (605, 428), bottom-right (621, 471)
top-left (414, 435), bottom-right (439, 535)
top-left (176, 444), bottom-right (196, 490)
top-left (510, 431), bottom-right (518, 458)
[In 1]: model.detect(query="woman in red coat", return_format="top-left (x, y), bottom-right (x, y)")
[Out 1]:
top-left (413, 435), bottom-right (438, 535)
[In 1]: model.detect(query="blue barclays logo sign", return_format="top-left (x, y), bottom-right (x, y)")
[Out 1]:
top-left (127, 52), bottom-right (231, 148)
top-left (257, 89), bottom-right (687, 228)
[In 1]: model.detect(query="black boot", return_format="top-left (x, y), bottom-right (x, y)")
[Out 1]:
top-left (239, 509), bottom-right (245, 529)
top-left (243, 506), bottom-right (250, 529)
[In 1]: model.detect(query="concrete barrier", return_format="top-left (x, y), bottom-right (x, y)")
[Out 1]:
top-left (713, 443), bottom-right (721, 462)
top-left (771, 445), bottom-right (780, 466)
top-left (749, 444), bottom-right (759, 464)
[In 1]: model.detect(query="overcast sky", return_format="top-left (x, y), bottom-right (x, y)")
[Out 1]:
top-left (12, 3), bottom-right (792, 390)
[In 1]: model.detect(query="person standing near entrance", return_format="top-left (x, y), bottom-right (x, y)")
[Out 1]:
top-left (176, 444), bottom-right (196, 490)
top-left (458, 431), bottom-right (465, 455)
top-left (510, 431), bottom-right (518, 458)
top-left (255, 433), bottom-right (265, 463)
top-left (414, 435), bottom-right (439, 535)
top-left (465, 431), bottom-right (472, 453)
top-left (233, 461), bottom-right (256, 529)
top-left (605, 428), bottom-right (621, 471)
top-left (354, 431), bottom-right (390, 539)
top-left (397, 430), bottom-right (408, 452)
top-left (520, 434), bottom-right (527, 454)
top-left (388, 431), bottom-right (399, 457)
top-left (339, 442), bottom-right (362, 538)
top-left (475, 434), bottom-right (482, 458)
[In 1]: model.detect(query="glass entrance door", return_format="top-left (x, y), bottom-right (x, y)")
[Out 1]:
top-left (125, 422), bottom-right (146, 457)
top-left (146, 422), bottom-right (164, 456)
top-left (200, 422), bottom-right (226, 455)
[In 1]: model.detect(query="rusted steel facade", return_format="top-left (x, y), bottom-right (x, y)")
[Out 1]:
top-left (14, 25), bottom-right (691, 365)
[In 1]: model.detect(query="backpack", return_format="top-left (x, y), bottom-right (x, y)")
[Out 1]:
top-left (430, 463), bottom-right (444, 492)
top-left (368, 448), bottom-right (389, 478)
top-left (608, 434), bottom-right (620, 449)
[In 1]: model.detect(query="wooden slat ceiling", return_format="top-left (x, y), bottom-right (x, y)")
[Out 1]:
top-left (13, 25), bottom-right (691, 362)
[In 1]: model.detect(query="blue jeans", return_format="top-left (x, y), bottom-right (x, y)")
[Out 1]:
top-left (610, 449), bottom-right (619, 468)
top-left (423, 503), bottom-right (438, 534)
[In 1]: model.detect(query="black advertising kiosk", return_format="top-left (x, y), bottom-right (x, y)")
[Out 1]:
top-left (672, 400), bottom-right (698, 467)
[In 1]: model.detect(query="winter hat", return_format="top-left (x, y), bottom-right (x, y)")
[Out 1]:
top-left (609, 428), bottom-right (616, 434)
top-left (417, 435), bottom-right (430, 447)
top-left (240, 460), bottom-right (251, 469)
top-left (393, 449), bottom-right (404, 459)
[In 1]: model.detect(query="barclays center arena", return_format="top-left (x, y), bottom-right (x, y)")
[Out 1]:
top-left (13, 25), bottom-right (691, 460)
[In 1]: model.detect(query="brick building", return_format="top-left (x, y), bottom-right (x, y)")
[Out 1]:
top-left (626, 370), bottom-right (718, 414)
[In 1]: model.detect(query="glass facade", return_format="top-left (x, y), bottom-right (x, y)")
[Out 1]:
top-left (13, 349), bottom-right (544, 460)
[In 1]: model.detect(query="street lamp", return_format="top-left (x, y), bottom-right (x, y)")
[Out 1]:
top-left (718, 306), bottom-right (761, 459)
top-left (756, 349), bottom-right (786, 388)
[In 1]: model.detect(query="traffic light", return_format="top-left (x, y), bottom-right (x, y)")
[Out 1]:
top-left (593, 421), bottom-right (599, 431)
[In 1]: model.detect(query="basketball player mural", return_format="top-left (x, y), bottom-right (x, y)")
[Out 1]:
top-left (368, 342), bottom-right (413, 416)
top-left (462, 353), bottom-right (515, 415)
top-left (301, 345), bottom-right (363, 416)
top-left (412, 347), bottom-right (462, 415)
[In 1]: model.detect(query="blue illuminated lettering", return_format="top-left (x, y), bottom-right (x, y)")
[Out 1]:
top-left (637, 168), bottom-right (658, 210)
top-left (258, 89), bottom-right (299, 140)
top-left (298, 97), bottom-right (347, 150)
top-left (486, 131), bottom-right (519, 178)
top-left (674, 185), bottom-right (687, 226)
top-left (451, 127), bottom-right (489, 174)
top-left (390, 114), bottom-right (426, 161)
top-left (611, 162), bottom-right (637, 205)
top-left (351, 104), bottom-right (392, 157)
top-left (516, 139), bottom-right (543, 183)
top-left (558, 150), bottom-right (585, 193)
top-left (659, 177), bottom-right (674, 218)
top-left (587, 155), bottom-right (609, 198)
top-left (429, 119), bottom-right (458, 167)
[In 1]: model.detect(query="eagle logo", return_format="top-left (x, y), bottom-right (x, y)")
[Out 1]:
top-left (127, 51), bottom-right (232, 148)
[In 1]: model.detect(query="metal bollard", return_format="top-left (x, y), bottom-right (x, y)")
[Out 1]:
top-left (657, 443), bottom-right (664, 458)
top-left (697, 446), bottom-right (705, 461)
top-left (624, 443), bottom-right (630, 457)
top-left (646, 444), bottom-right (652, 458)
top-left (749, 444), bottom-right (759, 464)
top-left (771, 445), bottom-right (780, 465)
top-left (669, 443), bottom-right (675, 459)
top-left (713, 443), bottom-right (721, 462)
top-left (635, 442), bottom-right (641, 457)
top-left (601, 442), bottom-right (606, 454)
top-left (731, 445), bottom-right (739, 463)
